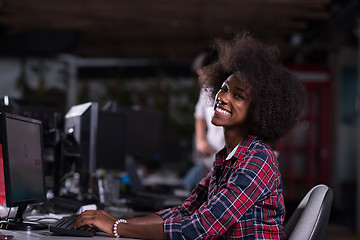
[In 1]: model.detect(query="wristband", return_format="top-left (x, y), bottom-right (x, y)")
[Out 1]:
top-left (113, 218), bottom-right (128, 238)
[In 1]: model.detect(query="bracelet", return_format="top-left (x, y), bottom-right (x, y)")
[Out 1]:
top-left (113, 218), bottom-right (128, 238)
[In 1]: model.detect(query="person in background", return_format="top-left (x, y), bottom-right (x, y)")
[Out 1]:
top-left (182, 51), bottom-right (225, 191)
top-left (75, 31), bottom-right (305, 239)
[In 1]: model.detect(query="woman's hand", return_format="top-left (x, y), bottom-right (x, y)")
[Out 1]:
top-left (74, 210), bottom-right (117, 235)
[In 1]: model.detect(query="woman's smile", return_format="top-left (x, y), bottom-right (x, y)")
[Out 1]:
top-left (214, 105), bottom-right (231, 116)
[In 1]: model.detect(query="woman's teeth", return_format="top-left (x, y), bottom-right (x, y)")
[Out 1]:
top-left (216, 107), bottom-right (230, 115)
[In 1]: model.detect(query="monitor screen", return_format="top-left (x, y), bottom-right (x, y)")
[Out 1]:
top-left (0, 112), bottom-right (47, 230)
top-left (96, 111), bottom-right (127, 171)
top-left (105, 105), bottom-right (164, 164)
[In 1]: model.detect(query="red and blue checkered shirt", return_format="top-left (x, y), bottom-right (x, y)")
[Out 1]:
top-left (157, 135), bottom-right (286, 239)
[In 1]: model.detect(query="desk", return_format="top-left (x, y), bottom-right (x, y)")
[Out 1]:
top-left (0, 229), bottom-right (138, 239)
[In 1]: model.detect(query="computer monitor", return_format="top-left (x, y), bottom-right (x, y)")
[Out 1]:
top-left (0, 112), bottom-right (47, 230)
top-left (103, 103), bottom-right (164, 165)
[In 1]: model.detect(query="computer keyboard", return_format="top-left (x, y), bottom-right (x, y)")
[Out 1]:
top-left (50, 215), bottom-right (96, 237)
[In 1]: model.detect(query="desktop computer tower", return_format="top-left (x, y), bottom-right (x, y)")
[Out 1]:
top-left (59, 102), bottom-right (126, 201)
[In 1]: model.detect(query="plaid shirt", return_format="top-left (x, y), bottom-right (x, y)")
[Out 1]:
top-left (157, 135), bottom-right (286, 239)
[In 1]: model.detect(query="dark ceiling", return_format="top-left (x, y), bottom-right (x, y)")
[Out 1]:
top-left (0, 0), bottom-right (358, 62)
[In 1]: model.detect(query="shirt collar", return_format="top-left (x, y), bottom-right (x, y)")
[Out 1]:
top-left (226, 143), bottom-right (240, 160)
top-left (225, 135), bottom-right (257, 161)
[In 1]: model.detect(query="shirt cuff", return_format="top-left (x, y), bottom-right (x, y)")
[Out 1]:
top-left (163, 217), bottom-right (183, 239)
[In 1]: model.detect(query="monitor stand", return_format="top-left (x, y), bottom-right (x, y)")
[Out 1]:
top-left (0, 204), bottom-right (47, 230)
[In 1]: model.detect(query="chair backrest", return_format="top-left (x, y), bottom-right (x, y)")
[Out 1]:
top-left (284, 184), bottom-right (333, 240)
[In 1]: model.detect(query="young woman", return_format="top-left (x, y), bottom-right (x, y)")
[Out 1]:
top-left (74, 32), bottom-right (305, 239)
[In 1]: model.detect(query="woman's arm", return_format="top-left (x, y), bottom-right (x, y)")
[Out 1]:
top-left (119, 214), bottom-right (165, 239)
top-left (74, 210), bottom-right (166, 239)
top-left (195, 118), bottom-right (214, 156)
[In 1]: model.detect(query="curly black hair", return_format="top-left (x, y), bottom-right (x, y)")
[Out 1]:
top-left (203, 32), bottom-right (306, 143)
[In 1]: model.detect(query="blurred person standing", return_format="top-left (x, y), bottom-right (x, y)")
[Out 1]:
top-left (182, 51), bottom-right (225, 191)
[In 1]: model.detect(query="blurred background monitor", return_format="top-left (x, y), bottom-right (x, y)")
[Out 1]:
top-left (103, 101), bottom-right (164, 166)
top-left (96, 110), bottom-right (127, 170)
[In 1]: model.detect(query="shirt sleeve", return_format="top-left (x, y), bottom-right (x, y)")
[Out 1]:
top-left (159, 150), bottom-right (277, 240)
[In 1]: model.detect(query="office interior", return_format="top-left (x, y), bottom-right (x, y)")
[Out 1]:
top-left (0, 0), bottom-right (359, 238)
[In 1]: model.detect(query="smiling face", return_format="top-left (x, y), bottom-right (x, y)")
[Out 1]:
top-left (211, 74), bottom-right (252, 132)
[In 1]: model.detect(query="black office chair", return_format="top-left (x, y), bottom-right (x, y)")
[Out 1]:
top-left (284, 184), bottom-right (333, 240)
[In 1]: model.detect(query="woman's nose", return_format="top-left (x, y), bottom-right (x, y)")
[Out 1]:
top-left (218, 93), bottom-right (230, 103)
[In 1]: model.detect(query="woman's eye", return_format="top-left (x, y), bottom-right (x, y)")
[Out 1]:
top-left (234, 93), bottom-right (244, 99)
